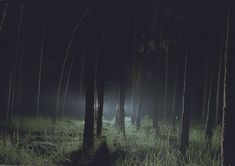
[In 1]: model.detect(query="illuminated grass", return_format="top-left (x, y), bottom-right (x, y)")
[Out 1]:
top-left (0, 117), bottom-right (220, 165)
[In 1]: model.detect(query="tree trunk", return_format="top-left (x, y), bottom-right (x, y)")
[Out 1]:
top-left (221, 3), bottom-right (233, 166)
top-left (135, 93), bottom-right (142, 130)
top-left (83, 15), bottom-right (96, 150)
top-left (36, 3), bottom-right (47, 116)
top-left (205, 75), bottom-right (216, 145)
top-left (6, 69), bottom-right (13, 121)
top-left (179, 49), bottom-right (190, 157)
top-left (118, 77), bottom-right (125, 135)
top-left (163, 47), bottom-right (168, 122)
top-left (96, 35), bottom-right (105, 136)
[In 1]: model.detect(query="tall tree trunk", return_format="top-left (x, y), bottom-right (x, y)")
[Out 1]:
top-left (163, 46), bottom-right (168, 122)
top-left (221, 3), bottom-right (233, 166)
top-left (179, 48), bottom-right (190, 157)
top-left (118, 76), bottom-right (125, 135)
top-left (94, 35), bottom-right (105, 136)
top-left (117, 68), bottom-right (125, 135)
top-left (135, 92), bottom-right (142, 130)
top-left (171, 15), bottom-right (183, 127)
top-left (96, 50), bottom-right (104, 135)
top-left (171, 56), bottom-right (180, 127)
top-left (205, 75), bottom-right (216, 145)
top-left (179, 1), bottom-right (190, 156)
top-left (6, 69), bottom-right (13, 121)
top-left (36, 3), bottom-right (47, 116)
top-left (83, 34), bottom-right (96, 151)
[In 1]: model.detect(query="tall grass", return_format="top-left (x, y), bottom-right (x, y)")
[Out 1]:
top-left (0, 117), bottom-right (220, 165)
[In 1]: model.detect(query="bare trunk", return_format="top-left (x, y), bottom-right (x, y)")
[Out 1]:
top-left (6, 69), bottom-right (13, 121)
top-left (135, 94), bottom-right (142, 130)
top-left (205, 75), bottom-right (214, 145)
top-left (163, 47), bottom-right (168, 122)
top-left (36, 3), bottom-right (47, 116)
top-left (179, 48), bottom-right (189, 157)
top-left (221, 4), bottom-right (231, 166)
top-left (83, 14), bottom-right (96, 150)
top-left (96, 35), bottom-right (105, 136)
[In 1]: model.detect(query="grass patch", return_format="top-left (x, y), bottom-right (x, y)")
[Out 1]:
top-left (0, 117), bottom-right (220, 165)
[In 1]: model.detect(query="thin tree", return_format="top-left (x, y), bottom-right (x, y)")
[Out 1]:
top-left (96, 37), bottom-right (104, 136)
top-left (36, 3), bottom-right (47, 116)
top-left (202, 2), bottom-right (213, 123)
top-left (205, 75), bottom-right (215, 145)
top-left (171, 15), bottom-right (183, 127)
top-left (6, 68), bottom-right (13, 121)
top-left (118, 76), bottom-right (125, 135)
top-left (179, 47), bottom-right (189, 157)
top-left (179, 1), bottom-right (190, 157)
top-left (221, 3), bottom-right (232, 165)
top-left (163, 40), bottom-right (169, 122)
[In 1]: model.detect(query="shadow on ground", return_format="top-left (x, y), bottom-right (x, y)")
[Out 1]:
top-left (67, 141), bottom-right (120, 166)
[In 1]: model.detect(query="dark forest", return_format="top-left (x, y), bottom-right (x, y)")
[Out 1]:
top-left (0, 0), bottom-right (234, 165)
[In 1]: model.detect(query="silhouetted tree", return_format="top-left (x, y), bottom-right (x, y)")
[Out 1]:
top-left (83, 12), bottom-right (97, 149)
top-left (179, 1), bottom-right (190, 157)
top-left (96, 37), bottom-right (104, 136)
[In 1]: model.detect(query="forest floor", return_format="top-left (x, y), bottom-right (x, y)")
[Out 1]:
top-left (0, 116), bottom-right (220, 165)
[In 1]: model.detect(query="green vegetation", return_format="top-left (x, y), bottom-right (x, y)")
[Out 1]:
top-left (0, 117), bottom-right (220, 165)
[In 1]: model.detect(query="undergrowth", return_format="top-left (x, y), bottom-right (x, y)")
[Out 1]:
top-left (0, 117), bottom-right (220, 165)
